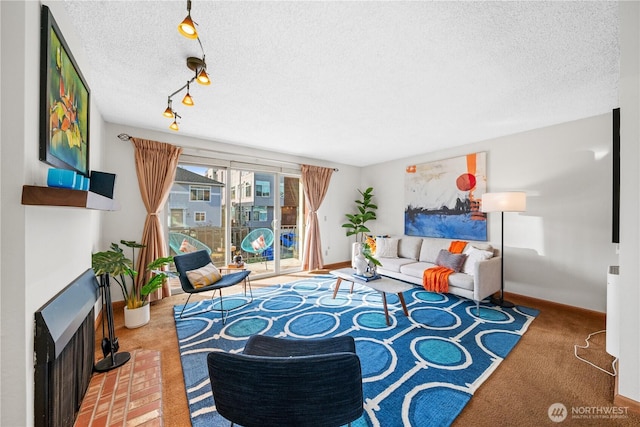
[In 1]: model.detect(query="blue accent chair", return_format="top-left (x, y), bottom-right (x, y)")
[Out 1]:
top-left (168, 232), bottom-right (212, 256)
top-left (240, 228), bottom-right (275, 269)
top-left (174, 250), bottom-right (251, 321)
top-left (207, 335), bottom-right (363, 427)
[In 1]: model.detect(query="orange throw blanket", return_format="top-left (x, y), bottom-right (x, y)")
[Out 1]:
top-left (422, 241), bottom-right (467, 293)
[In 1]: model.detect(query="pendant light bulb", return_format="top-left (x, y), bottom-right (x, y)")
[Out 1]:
top-left (178, 1), bottom-right (197, 39)
top-left (182, 92), bottom-right (193, 107)
top-left (178, 14), bottom-right (197, 39)
top-left (196, 68), bottom-right (211, 85)
top-left (163, 100), bottom-right (174, 118)
top-left (182, 92), bottom-right (194, 106)
top-left (169, 120), bottom-right (179, 131)
top-left (182, 82), bottom-right (194, 106)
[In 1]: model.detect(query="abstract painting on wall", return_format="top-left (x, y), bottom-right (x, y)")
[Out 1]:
top-left (39, 5), bottom-right (90, 176)
top-left (405, 152), bottom-right (487, 240)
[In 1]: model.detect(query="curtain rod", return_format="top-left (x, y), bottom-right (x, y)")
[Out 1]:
top-left (117, 133), bottom-right (339, 172)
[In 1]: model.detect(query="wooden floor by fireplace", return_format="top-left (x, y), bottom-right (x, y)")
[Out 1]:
top-left (74, 349), bottom-right (162, 427)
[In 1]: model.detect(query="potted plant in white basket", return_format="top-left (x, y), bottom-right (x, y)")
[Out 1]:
top-left (92, 240), bottom-right (175, 328)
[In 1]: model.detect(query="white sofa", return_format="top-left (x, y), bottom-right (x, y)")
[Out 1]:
top-left (362, 236), bottom-right (502, 308)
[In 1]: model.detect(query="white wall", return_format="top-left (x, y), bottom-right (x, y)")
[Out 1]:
top-left (617, 0), bottom-right (640, 404)
top-left (362, 114), bottom-right (618, 313)
top-left (0, 1), bottom-right (105, 425)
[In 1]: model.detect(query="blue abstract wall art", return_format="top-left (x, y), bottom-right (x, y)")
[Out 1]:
top-left (405, 152), bottom-right (487, 241)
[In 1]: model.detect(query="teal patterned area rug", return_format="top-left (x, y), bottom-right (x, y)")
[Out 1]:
top-left (174, 275), bottom-right (538, 427)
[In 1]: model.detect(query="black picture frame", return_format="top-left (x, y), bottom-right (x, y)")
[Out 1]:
top-left (39, 5), bottom-right (90, 176)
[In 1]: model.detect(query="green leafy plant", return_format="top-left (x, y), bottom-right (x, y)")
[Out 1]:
top-left (342, 187), bottom-right (378, 243)
top-left (362, 241), bottom-right (381, 267)
top-left (92, 240), bottom-right (175, 309)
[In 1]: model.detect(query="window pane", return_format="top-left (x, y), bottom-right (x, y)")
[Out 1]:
top-left (256, 180), bottom-right (270, 197)
top-left (168, 165), bottom-right (226, 282)
top-left (190, 185), bottom-right (211, 201)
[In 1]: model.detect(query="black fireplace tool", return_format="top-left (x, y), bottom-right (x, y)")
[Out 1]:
top-left (95, 273), bottom-right (130, 372)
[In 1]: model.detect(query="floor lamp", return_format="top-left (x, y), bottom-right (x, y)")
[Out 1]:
top-left (481, 191), bottom-right (527, 308)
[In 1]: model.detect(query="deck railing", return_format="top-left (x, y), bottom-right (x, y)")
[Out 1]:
top-left (168, 225), bottom-right (299, 266)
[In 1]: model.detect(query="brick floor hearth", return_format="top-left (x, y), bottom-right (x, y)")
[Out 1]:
top-left (74, 350), bottom-right (163, 427)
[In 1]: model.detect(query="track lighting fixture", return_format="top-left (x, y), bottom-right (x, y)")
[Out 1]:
top-left (163, 0), bottom-right (210, 131)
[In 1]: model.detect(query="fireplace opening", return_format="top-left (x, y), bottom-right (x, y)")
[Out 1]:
top-left (34, 269), bottom-right (99, 427)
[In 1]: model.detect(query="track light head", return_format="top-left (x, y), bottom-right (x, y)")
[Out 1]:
top-left (182, 82), bottom-right (194, 106)
top-left (196, 68), bottom-right (211, 85)
top-left (187, 56), bottom-right (210, 85)
top-left (182, 93), bottom-right (194, 106)
top-left (163, 99), bottom-right (174, 118)
top-left (178, 0), bottom-right (197, 39)
top-left (178, 15), bottom-right (197, 39)
top-left (169, 112), bottom-right (181, 131)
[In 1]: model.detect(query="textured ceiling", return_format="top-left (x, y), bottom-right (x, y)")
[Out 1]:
top-left (61, 1), bottom-right (619, 167)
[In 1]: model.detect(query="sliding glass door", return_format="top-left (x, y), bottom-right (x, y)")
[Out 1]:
top-left (228, 169), bottom-right (303, 276)
top-left (166, 161), bottom-right (303, 292)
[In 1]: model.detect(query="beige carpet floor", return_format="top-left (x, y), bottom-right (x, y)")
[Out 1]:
top-left (96, 273), bottom-right (640, 426)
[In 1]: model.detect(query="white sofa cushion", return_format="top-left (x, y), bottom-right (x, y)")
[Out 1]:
top-left (376, 237), bottom-right (399, 258)
top-left (448, 272), bottom-right (475, 291)
top-left (397, 236), bottom-right (423, 261)
top-left (398, 261), bottom-right (475, 292)
top-left (400, 261), bottom-right (435, 278)
top-left (418, 239), bottom-right (452, 263)
top-left (378, 257), bottom-right (415, 273)
top-left (462, 246), bottom-right (494, 276)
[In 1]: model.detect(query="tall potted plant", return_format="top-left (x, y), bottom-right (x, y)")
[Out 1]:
top-left (92, 240), bottom-right (175, 328)
top-left (342, 187), bottom-right (380, 271)
top-left (342, 187), bottom-right (378, 243)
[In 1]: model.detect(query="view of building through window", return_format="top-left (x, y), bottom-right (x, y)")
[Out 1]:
top-left (166, 163), bottom-right (304, 284)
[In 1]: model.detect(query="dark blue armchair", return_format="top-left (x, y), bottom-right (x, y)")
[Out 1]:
top-left (207, 335), bottom-right (363, 427)
top-left (174, 250), bottom-right (251, 321)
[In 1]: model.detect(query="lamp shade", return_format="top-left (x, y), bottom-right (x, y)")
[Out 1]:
top-left (481, 192), bottom-right (526, 213)
top-left (182, 93), bottom-right (194, 106)
top-left (196, 68), bottom-right (211, 85)
top-left (178, 14), bottom-right (197, 39)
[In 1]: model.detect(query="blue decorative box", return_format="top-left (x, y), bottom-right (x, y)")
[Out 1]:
top-left (47, 168), bottom-right (77, 189)
top-left (72, 175), bottom-right (90, 191)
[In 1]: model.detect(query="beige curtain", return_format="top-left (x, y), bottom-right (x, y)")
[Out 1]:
top-left (131, 137), bottom-right (183, 301)
top-left (301, 165), bottom-right (334, 270)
